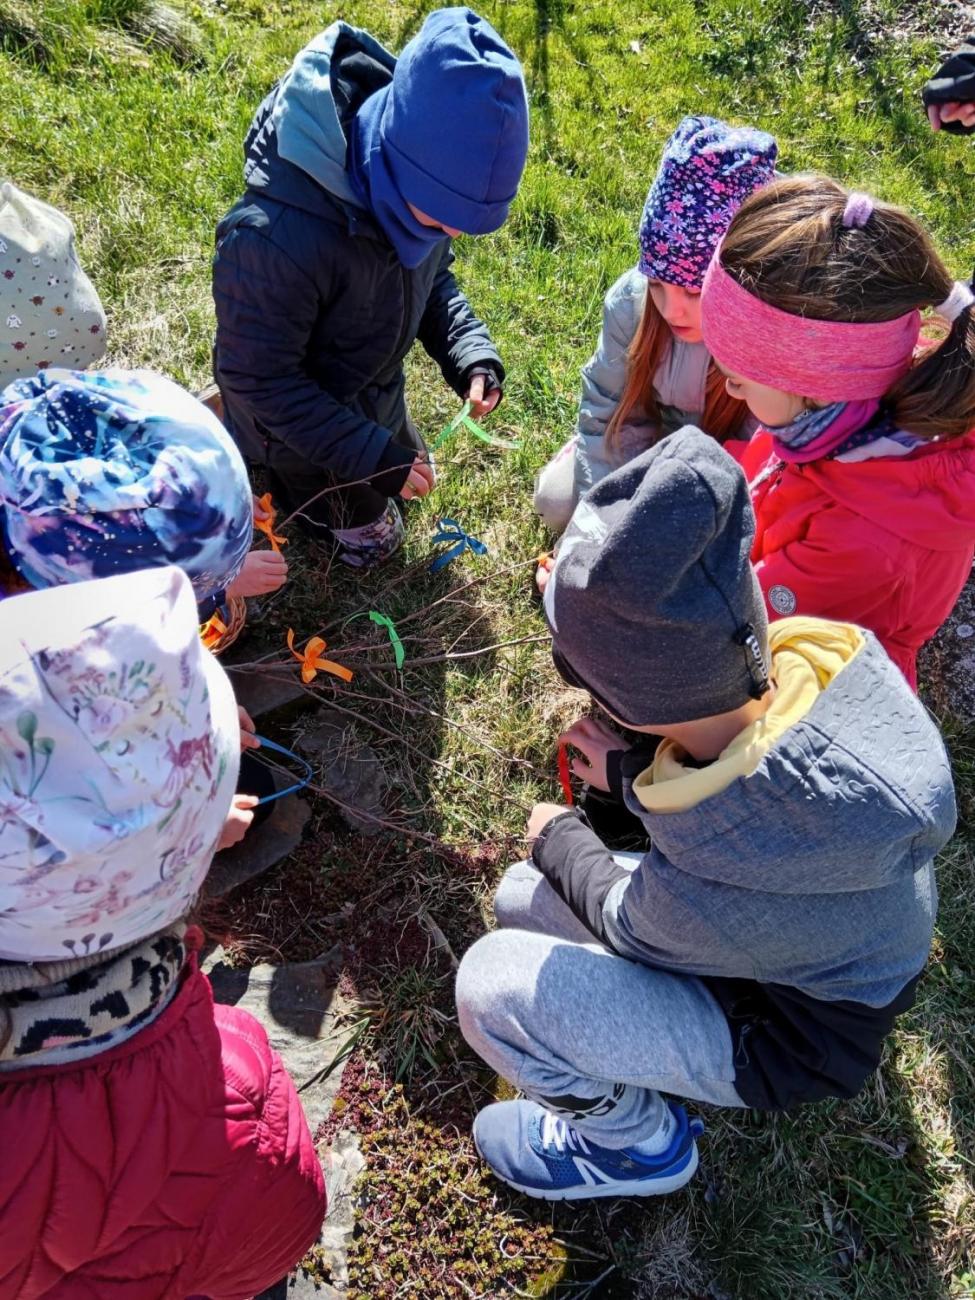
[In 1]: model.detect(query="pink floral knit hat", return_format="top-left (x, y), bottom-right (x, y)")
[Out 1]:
top-left (638, 115), bottom-right (778, 289)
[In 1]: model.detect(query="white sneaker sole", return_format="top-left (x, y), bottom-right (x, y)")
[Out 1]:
top-left (476, 1140), bottom-right (699, 1202)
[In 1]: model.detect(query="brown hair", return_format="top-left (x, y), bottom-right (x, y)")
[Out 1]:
top-left (605, 290), bottom-right (748, 451)
top-left (718, 174), bottom-right (975, 440)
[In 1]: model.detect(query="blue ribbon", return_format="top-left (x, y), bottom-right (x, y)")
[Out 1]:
top-left (251, 735), bottom-right (314, 805)
top-left (429, 517), bottom-right (488, 573)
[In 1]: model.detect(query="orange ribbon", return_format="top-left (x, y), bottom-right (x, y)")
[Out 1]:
top-left (287, 628), bottom-right (353, 684)
top-left (199, 611), bottom-right (228, 652)
top-left (254, 492), bottom-right (288, 553)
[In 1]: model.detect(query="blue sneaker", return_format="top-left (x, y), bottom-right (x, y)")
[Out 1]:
top-left (473, 1100), bottom-right (703, 1201)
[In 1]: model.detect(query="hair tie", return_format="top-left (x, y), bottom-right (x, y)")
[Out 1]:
top-left (841, 192), bottom-right (874, 228)
top-left (841, 192), bottom-right (874, 229)
top-left (935, 280), bottom-right (975, 323)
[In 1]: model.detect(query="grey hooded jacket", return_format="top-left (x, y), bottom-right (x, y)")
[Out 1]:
top-left (534, 630), bottom-right (955, 1107)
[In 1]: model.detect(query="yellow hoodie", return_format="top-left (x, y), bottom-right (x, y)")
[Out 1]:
top-left (631, 618), bottom-right (865, 815)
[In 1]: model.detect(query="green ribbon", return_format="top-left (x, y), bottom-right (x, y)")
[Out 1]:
top-left (430, 400), bottom-right (522, 452)
top-left (344, 610), bottom-right (405, 669)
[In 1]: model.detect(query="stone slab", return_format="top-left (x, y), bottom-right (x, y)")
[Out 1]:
top-left (226, 667), bottom-right (308, 720)
top-left (296, 713), bottom-right (387, 836)
top-left (204, 794), bottom-right (311, 897)
top-left (205, 948), bottom-right (363, 1298)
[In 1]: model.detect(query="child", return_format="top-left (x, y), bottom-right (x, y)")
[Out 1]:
top-left (0, 367), bottom-right (287, 617)
top-left (212, 7), bottom-right (529, 569)
top-left (532, 115), bottom-right (777, 543)
top-left (0, 566), bottom-right (325, 1292)
top-left (456, 427), bottom-right (954, 1201)
top-left (923, 37), bottom-right (975, 133)
top-left (0, 181), bottom-right (107, 389)
top-left (699, 175), bottom-right (975, 687)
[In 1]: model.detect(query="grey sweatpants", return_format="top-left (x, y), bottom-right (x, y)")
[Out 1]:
top-left (455, 858), bottom-right (744, 1149)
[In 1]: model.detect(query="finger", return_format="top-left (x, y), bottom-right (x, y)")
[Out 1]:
top-left (561, 717), bottom-right (600, 742)
top-left (940, 100), bottom-right (962, 120)
top-left (535, 565), bottom-right (550, 593)
top-left (481, 388), bottom-right (501, 415)
top-left (570, 756), bottom-right (593, 780)
top-left (235, 794), bottom-right (260, 809)
top-left (253, 495), bottom-right (269, 521)
top-left (928, 103), bottom-right (942, 130)
top-left (467, 374), bottom-right (485, 404)
top-left (961, 104), bottom-right (975, 125)
top-left (240, 731), bottom-right (261, 751)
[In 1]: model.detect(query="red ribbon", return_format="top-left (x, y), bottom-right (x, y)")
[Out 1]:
top-left (557, 742), bottom-right (574, 807)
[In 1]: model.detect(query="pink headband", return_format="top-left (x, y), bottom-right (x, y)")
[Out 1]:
top-left (700, 251), bottom-right (920, 402)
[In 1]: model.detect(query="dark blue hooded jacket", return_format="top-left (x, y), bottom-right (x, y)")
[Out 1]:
top-left (212, 22), bottom-right (504, 495)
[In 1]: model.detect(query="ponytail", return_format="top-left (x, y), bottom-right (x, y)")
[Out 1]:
top-left (720, 174), bottom-right (975, 441)
top-left (606, 290), bottom-right (748, 452)
top-left (889, 299), bottom-right (975, 440)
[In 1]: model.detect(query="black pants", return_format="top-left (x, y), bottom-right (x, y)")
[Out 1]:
top-left (265, 417), bottom-right (426, 533)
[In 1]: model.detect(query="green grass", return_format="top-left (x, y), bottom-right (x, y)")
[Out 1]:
top-left (4, 0), bottom-right (975, 1295)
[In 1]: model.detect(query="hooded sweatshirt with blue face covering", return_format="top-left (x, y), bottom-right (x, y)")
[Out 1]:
top-left (213, 12), bottom-right (527, 492)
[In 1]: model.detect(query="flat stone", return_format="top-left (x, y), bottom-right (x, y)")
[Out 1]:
top-left (252, 1132), bottom-right (364, 1299)
top-left (227, 666), bottom-right (308, 720)
top-left (296, 712), bottom-right (388, 836)
top-left (204, 945), bottom-right (357, 1136)
top-left (204, 794), bottom-right (310, 896)
top-left (919, 570), bottom-right (975, 723)
top-left (206, 948), bottom-right (362, 1300)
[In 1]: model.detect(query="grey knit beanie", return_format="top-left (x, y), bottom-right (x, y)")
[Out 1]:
top-left (545, 426), bottom-right (770, 726)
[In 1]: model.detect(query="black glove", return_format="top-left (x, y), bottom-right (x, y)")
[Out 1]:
top-left (463, 362), bottom-right (504, 409)
top-left (922, 37), bottom-right (975, 135)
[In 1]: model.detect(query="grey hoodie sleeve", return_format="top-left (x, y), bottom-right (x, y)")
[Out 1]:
top-left (572, 270), bottom-right (652, 497)
top-left (417, 243), bottom-right (504, 398)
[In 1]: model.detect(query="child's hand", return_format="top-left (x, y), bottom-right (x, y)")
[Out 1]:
top-left (560, 717), bottom-right (630, 793)
top-left (928, 100), bottom-right (975, 131)
top-left (535, 552), bottom-right (555, 594)
top-left (227, 549), bottom-right (288, 598)
top-left (238, 706), bottom-right (260, 751)
top-left (526, 801), bottom-right (568, 841)
top-left (466, 372), bottom-right (502, 419)
top-left (400, 456), bottom-right (437, 501)
top-left (216, 794), bottom-right (258, 851)
top-left (253, 493), bottom-right (270, 522)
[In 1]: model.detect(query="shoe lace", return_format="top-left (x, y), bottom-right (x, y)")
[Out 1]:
top-left (539, 1110), bottom-right (592, 1157)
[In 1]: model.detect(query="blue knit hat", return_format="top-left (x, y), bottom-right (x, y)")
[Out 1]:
top-left (638, 116), bottom-right (778, 290)
top-left (0, 368), bottom-right (252, 599)
top-left (381, 7), bottom-right (529, 235)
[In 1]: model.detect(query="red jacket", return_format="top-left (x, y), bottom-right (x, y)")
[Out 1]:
top-left (730, 431), bottom-right (975, 688)
top-left (0, 961), bottom-right (326, 1300)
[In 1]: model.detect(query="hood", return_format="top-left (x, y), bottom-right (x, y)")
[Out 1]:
top-left (242, 22), bottom-right (394, 215)
top-left (804, 431), bottom-right (975, 553)
top-left (629, 627), bottom-right (956, 894)
top-left (0, 567), bottom-right (240, 963)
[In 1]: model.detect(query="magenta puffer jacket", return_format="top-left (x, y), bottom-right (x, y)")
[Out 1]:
top-left (0, 956), bottom-right (326, 1299)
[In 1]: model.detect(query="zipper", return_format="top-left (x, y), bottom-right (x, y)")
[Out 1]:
top-left (391, 257), bottom-right (414, 367)
top-left (751, 458), bottom-right (785, 491)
